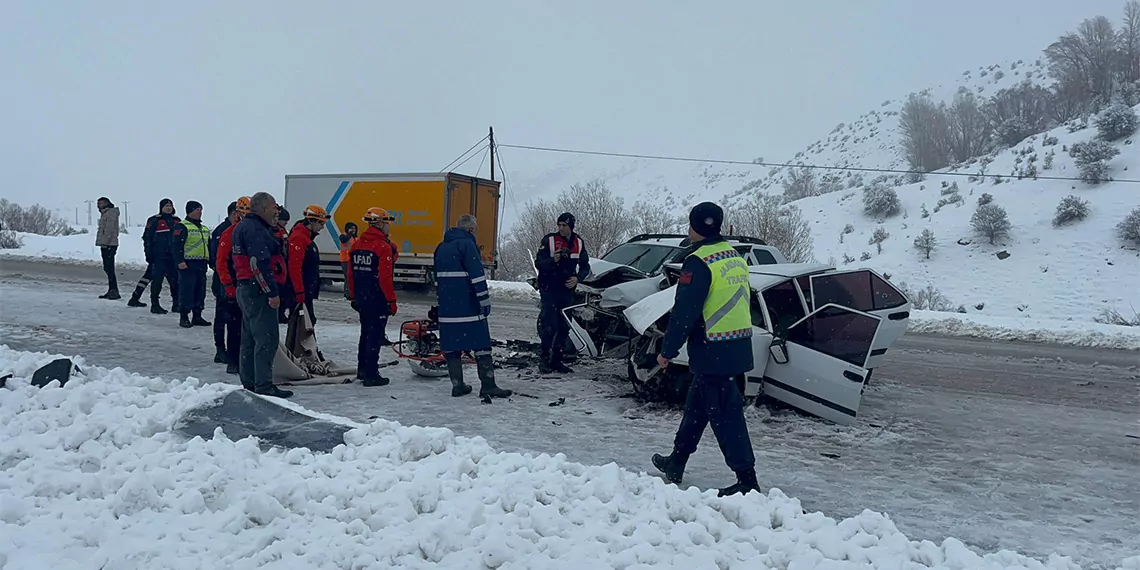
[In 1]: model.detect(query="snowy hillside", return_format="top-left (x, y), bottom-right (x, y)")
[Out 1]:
top-left (499, 55), bottom-right (1047, 227)
top-left (3, 345), bottom-right (1137, 570)
top-left (798, 104), bottom-right (1140, 324)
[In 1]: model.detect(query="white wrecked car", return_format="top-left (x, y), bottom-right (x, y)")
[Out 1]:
top-left (617, 263), bottom-right (911, 425)
top-left (541, 233), bottom-right (789, 358)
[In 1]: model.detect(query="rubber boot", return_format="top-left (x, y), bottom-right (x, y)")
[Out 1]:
top-left (476, 354), bottom-right (512, 398)
top-left (717, 468), bottom-right (761, 497)
top-left (179, 312), bottom-right (192, 328)
top-left (213, 348), bottom-right (227, 364)
top-left (652, 452), bottom-right (689, 485)
top-left (191, 309), bottom-right (211, 327)
top-left (446, 353), bottom-right (472, 397)
top-left (105, 289), bottom-right (121, 300)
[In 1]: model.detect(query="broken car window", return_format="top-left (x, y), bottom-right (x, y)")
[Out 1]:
top-left (786, 305), bottom-right (879, 367)
top-left (762, 280), bottom-right (807, 334)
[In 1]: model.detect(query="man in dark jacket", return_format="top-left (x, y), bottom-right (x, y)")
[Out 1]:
top-left (534, 212), bottom-right (591, 374)
top-left (288, 205), bottom-right (330, 324)
top-left (141, 198), bottom-right (181, 314)
top-left (432, 214), bottom-right (512, 399)
top-left (650, 202), bottom-right (760, 497)
top-left (210, 201), bottom-right (238, 364)
top-left (232, 192), bottom-right (292, 399)
top-left (347, 207), bottom-right (398, 387)
top-left (172, 200), bottom-right (211, 328)
top-left (215, 197), bottom-right (251, 374)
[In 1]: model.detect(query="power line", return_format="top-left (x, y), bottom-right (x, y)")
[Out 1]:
top-left (440, 134), bottom-right (491, 172)
top-left (497, 142), bottom-right (1140, 185)
top-left (450, 143), bottom-right (489, 172)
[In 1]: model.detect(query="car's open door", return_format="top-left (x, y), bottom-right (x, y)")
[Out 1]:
top-left (806, 269), bottom-right (910, 370)
top-left (762, 303), bottom-right (882, 425)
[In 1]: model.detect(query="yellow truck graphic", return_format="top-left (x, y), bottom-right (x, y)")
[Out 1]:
top-left (283, 172), bottom-right (501, 284)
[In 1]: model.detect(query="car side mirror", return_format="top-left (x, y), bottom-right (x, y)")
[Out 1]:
top-left (769, 338), bottom-right (789, 364)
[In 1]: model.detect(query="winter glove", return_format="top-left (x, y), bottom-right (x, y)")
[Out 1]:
top-left (389, 301), bottom-right (398, 316)
top-left (225, 285), bottom-right (236, 299)
top-left (294, 292), bottom-right (305, 305)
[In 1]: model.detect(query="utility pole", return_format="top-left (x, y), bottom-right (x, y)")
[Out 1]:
top-left (122, 200), bottom-right (130, 227)
top-left (489, 126), bottom-right (495, 181)
top-left (84, 199), bottom-right (94, 226)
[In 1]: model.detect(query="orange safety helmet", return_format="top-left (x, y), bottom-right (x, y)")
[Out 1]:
top-left (235, 196), bottom-right (252, 214)
top-left (363, 207), bottom-right (395, 223)
top-left (303, 204), bottom-right (330, 222)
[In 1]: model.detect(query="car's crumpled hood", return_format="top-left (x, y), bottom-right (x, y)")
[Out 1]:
top-left (623, 285), bottom-right (678, 334)
top-left (597, 276), bottom-right (667, 309)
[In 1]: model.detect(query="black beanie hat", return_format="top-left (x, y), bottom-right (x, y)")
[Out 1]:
top-left (227, 201), bottom-right (237, 215)
top-left (186, 200), bottom-right (202, 215)
top-left (159, 198), bottom-right (173, 212)
top-left (278, 207), bottom-right (290, 222)
top-left (557, 212), bottom-right (575, 230)
top-left (688, 201), bottom-right (723, 238)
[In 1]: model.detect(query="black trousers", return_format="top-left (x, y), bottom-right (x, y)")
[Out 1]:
top-left (357, 303), bottom-right (389, 378)
top-left (672, 373), bottom-right (756, 473)
top-left (129, 264), bottom-right (152, 301)
top-left (100, 246), bottom-right (118, 291)
top-left (213, 295), bottom-right (242, 365)
top-left (149, 258), bottom-right (179, 307)
top-left (237, 283), bottom-right (279, 391)
top-left (178, 261), bottom-right (207, 314)
top-left (538, 288), bottom-right (573, 361)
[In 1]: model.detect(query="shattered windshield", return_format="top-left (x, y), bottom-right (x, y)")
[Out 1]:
top-left (602, 243), bottom-right (680, 275)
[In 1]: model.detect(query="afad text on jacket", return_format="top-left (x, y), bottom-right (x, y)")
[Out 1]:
top-left (347, 226), bottom-right (398, 314)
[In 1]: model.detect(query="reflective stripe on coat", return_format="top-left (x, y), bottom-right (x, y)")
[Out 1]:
top-left (432, 227), bottom-right (492, 352)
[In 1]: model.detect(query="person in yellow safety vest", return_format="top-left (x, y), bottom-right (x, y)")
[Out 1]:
top-left (172, 200), bottom-right (212, 329)
top-left (339, 221), bottom-right (358, 298)
top-left (650, 201), bottom-right (761, 498)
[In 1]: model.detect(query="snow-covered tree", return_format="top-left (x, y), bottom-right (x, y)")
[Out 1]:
top-left (782, 167), bottom-right (818, 201)
top-left (1052, 195), bottom-right (1091, 227)
top-left (862, 184), bottom-right (901, 218)
top-left (868, 227), bottom-right (890, 254)
top-left (1094, 101), bottom-right (1139, 141)
top-left (971, 203), bottom-right (1012, 245)
top-left (1069, 139), bottom-right (1121, 183)
top-left (724, 193), bottom-right (815, 263)
top-left (913, 228), bottom-right (936, 259)
top-left (977, 192), bottom-right (994, 206)
top-left (1118, 207), bottom-right (1140, 244)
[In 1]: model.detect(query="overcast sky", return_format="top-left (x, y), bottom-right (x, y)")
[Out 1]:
top-left (0, 0), bottom-right (1128, 224)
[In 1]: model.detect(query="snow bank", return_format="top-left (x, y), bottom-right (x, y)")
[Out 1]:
top-left (2, 345), bottom-right (1131, 570)
top-left (1, 229), bottom-right (148, 269)
top-left (488, 279), bottom-right (539, 302)
top-left (908, 310), bottom-right (1140, 350)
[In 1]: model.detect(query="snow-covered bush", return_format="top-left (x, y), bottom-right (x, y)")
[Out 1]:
top-left (920, 204), bottom-right (930, 218)
top-left (1042, 135), bottom-right (1059, 146)
top-left (860, 251), bottom-right (872, 261)
top-left (971, 203), bottom-right (1012, 245)
top-left (1069, 140), bottom-right (1121, 184)
top-left (842, 253), bottom-right (855, 265)
top-left (862, 184), bottom-right (900, 218)
top-left (1118, 207), bottom-right (1140, 245)
top-left (868, 227), bottom-right (890, 254)
top-left (977, 193), bottom-right (994, 206)
top-left (1042, 150), bottom-right (1055, 170)
top-left (897, 282), bottom-right (955, 312)
top-left (0, 229), bottom-right (22, 249)
top-left (843, 223), bottom-right (854, 234)
top-left (913, 229), bottom-right (936, 259)
top-left (1094, 102), bottom-right (1138, 141)
top-left (1052, 195), bottom-right (1091, 227)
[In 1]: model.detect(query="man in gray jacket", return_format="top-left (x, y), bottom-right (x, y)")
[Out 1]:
top-left (95, 197), bottom-right (121, 300)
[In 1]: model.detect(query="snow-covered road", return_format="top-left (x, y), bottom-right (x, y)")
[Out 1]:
top-left (1, 259), bottom-right (1137, 568)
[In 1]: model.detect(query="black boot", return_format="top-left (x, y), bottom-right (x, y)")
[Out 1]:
top-left (446, 353), bottom-right (472, 397)
top-left (105, 289), bottom-right (121, 300)
top-left (191, 309), bottom-right (211, 327)
top-left (255, 385), bottom-right (294, 398)
top-left (538, 348), bottom-right (555, 374)
top-left (179, 313), bottom-right (193, 328)
top-left (99, 290), bottom-right (111, 299)
top-left (151, 304), bottom-right (168, 314)
top-left (362, 374), bottom-right (390, 387)
top-left (127, 296), bottom-right (147, 308)
top-left (652, 452), bottom-right (689, 485)
top-left (717, 468), bottom-right (761, 497)
top-left (550, 350), bottom-right (574, 374)
top-left (214, 348), bottom-right (227, 364)
top-left (476, 354), bottom-right (512, 398)
top-left (225, 363), bottom-right (239, 375)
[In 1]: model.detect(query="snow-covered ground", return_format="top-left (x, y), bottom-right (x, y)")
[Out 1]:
top-left (2, 344), bottom-right (1136, 570)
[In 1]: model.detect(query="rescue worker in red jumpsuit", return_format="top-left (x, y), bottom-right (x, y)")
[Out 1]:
top-left (288, 205), bottom-right (331, 323)
top-left (347, 207), bottom-right (398, 387)
top-left (215, 196), bottom-right (250, 374)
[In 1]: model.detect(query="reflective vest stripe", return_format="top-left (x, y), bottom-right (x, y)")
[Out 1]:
top-left (547, 235), bottom-right (583, 258)
top-left (689, 242), bottom-right (753, 343)
top-left (438, 314), bottom-right (487, 323)
top-left (180, 220), bottom-right (210, 260)
top-left (436, 271), bottom-right (469, 278)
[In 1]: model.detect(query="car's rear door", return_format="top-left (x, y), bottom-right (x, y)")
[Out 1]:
top-left (806, 269), bottom-right (910, 369)
top-left (762, 304), bottom-right (881, 425)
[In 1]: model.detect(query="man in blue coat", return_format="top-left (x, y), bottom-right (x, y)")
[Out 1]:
top-left (432, 214), bottom-right (512, 399)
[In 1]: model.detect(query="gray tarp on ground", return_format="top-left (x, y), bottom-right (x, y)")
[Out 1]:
top-left (176, 390), bottom-right (350, 452)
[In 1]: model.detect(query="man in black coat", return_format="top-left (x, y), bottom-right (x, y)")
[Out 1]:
top-left (209, 201), bottom-right (239, 367)
top-left (141, 198), bottom-right (181, 314)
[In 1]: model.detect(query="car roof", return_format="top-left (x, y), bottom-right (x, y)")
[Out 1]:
top-left (748, 262), bottom-right (834, 279)
top-left (621, 234), bottom-right (772, 249)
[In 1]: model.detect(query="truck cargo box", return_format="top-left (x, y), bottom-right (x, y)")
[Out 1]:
top-left (283, 172), bottom-right (500, 284)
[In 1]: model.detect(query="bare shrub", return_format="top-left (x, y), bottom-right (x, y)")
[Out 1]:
top-left (1069, 139), bottom-right (1121, 183)
top-left (1117, 207), bottom-right (1140, 244)
top-left (913, 228), bottom-right (936, 259)
top-left (726, 193), bottom-right (814, 263)
top-left (1093, 306), bottom-right (1140, 326)
top-left (0, 199), bottom-right (78, 236)
top-left (0, 230), bottom-right (22, 249)
top-left (971, 203), bottom-right (1012, 244)
top-left (862, 184), bottom-right (901, 218)
top-left (868, 227), bottom-right (890, 254)
top-left (897, 282), bottom-right (956, 311)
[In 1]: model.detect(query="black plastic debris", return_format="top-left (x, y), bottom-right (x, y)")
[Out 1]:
top-left (549, 397), bottom-right (566, 407)
top-left (31, 358), bottom-right (80, 388)
top-left (176, 390), bottom-right (351, 452)
top-left (0, 374), bottom-right (11, 389)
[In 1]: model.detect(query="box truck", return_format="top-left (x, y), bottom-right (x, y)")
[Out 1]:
top-left (283, 172), bottom-right (501, 285)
